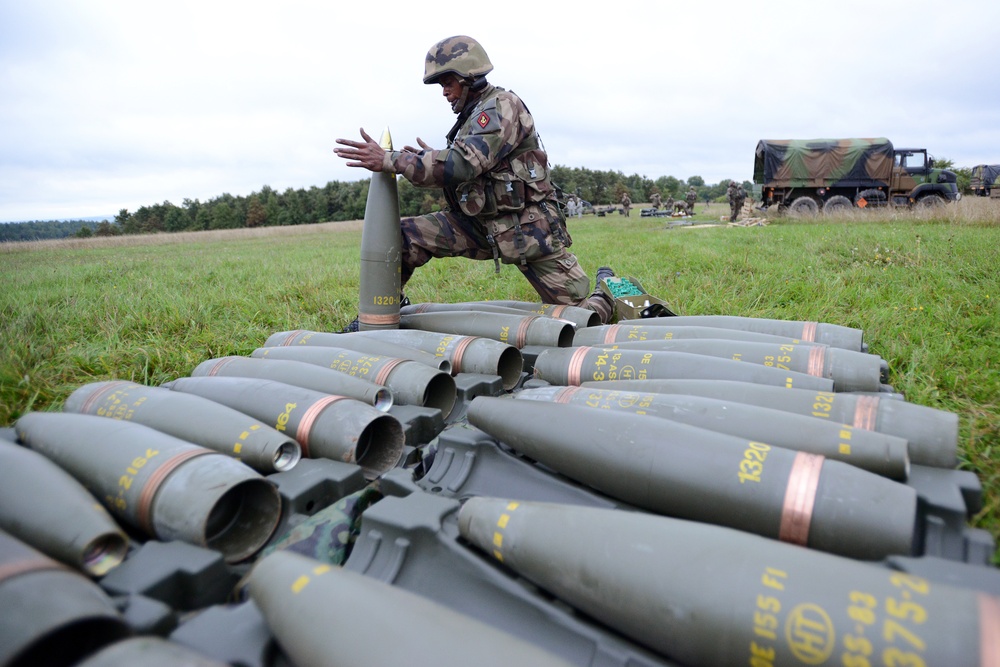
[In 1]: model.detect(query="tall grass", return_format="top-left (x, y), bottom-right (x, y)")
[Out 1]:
top-left (2, 200), bottom-right (999, 548)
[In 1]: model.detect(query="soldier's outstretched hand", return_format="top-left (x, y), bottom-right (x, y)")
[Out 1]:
top-left (402, 137), bottom-right (434, 154)
top-left (333, 128), bottom-right (385, 172)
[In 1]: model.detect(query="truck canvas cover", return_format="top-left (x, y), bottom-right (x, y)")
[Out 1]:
top-left (754, 138), bottom-right (895, 188)
top-left (971, 164), bottom-right (1000, 187)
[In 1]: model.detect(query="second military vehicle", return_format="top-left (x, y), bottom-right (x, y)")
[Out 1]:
top-left (970, 164), bottom-right (1000, 197)
top-left (754, 137), bottom-right (961, 216)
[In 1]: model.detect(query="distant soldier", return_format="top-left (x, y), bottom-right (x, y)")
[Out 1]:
top-left (620, 191), bottom-right (632, 217)
top-left (665, 195), bottom-right (675, 212)
top-left (650, 192), bottom-right (662, 211)
top-left (565, 195), bottom-right (578, 219)
top-left (727, 180), bottom-right (739, 222)
top-left (685, 186), bottom-right (697, 215)
top-left (735, 183), bottom-right (747, 218)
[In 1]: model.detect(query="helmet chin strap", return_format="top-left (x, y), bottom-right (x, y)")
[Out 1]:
top-left (451, 85), bottom-right (469, 114)
top-left (450, 76), bottom-right (488, 114)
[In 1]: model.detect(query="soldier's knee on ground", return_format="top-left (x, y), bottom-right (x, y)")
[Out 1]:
top-left (522, 250), bottom-right (590, 304)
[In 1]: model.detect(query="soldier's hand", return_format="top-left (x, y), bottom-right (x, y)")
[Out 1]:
top-left (333, 128), bottom-right (385, 172)
top-left (403, 137), bottom-right (433, 154)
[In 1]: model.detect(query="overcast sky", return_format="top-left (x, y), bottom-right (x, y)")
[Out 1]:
top-left (2, 0), bottom-right (998, 222)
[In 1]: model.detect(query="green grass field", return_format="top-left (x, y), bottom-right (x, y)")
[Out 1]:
top-left (2, 198), bottom-right (999, 551)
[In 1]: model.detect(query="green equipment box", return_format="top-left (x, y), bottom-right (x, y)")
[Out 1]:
top-left (598, 275), bottom-right (674, 320)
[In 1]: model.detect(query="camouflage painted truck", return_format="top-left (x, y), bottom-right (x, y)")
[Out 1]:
top-left (753, 137), bottom-right (961, 216)
top-left (970, 164), bottom-right (1000, 197)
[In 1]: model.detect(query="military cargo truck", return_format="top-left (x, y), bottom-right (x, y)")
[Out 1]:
top-left (753, 137), bottom-right (961, 215)
top-left (970, 164), bottom-right (1000, 197)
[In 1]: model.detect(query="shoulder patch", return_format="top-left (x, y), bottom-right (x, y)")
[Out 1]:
top-left (477, 111), bottom-right (490, 129)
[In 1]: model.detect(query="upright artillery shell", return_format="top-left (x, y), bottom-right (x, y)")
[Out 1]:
top-left (251, 344), bottom-right (456, 417)
top-left (192, 355), bottom-right (393, 412)
top-left (0, 442), bottom-right (128, 576)
top-left (584, 378), bottom-right (958, 468)
top-left (459, 498), bottom-right (999, 667)
top-left (400, 310), bottom-right (575, 348)
top-left (618, 314), bottom-right (866, 352)
top-left (64, 380), bottom-right (301, 474)
top-left (15, 412), bottom-right (281, 563)
top-left (358, 127), bottom-right (402, 331)
top-left (246, 550), bottom-right (575, 667)
top-left (534, 346), bottom-right (835, 391)
top-left (515, 386), bottom-right (910, 479)
top-left (164, 375), bottom-right (404, 479)
top-left (264, 329), bottom-right (451, 372)
top-left (0, 530), bottom-right (131, 667)
top-left (466, 396), bottom-right (917, 560)
top-left (352, 328), bottom-right (523, 390)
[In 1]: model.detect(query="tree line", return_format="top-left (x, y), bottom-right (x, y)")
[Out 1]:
top-left (0, 166), bottom-right (752, 243)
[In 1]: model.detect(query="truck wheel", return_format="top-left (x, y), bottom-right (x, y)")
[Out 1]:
top-left (822, 195), bottom-right (853, 214)
top-left (854, 189), bottom-right (887, 208)
top-left (788, 196), bottom-right (819, 218)
top-left (917, 194), bottom-right (946, 208)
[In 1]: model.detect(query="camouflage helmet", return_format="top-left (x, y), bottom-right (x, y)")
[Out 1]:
top-left (423, 35), bottom-right (494, 85)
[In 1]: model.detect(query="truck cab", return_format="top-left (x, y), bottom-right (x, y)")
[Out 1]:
top-left (890, 149), bottom-right (959, 207)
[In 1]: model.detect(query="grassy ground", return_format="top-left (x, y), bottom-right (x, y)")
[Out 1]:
top-left (2, 198), bottom-right (998, 549)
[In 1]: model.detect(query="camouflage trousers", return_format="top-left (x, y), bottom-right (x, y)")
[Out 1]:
top-left (400, 204), bottom-right (613, 324)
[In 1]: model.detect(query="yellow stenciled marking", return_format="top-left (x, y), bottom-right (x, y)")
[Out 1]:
top-left (240, 431), bottom-right (249, 440)
top-left (250, 424), bottom-right (260, 431)
top-left (233, 443), bottom-right (242, 454)
top-left (275, 402), bottom-right (297, 432)
top-left (313, 565), bottom-right (331, 575)
top-left (492, 502), bottom-right (519, 562)
top-left (838, 428), bottom-right (852, 456)
top-left (738, 441), bottom-right (771, 484)
top-left (786, 377), bottom-right (794, 388)
top-left (785, 603), bottom-right (835, 664)
top-left (291, 575), bottom-right (310, 593)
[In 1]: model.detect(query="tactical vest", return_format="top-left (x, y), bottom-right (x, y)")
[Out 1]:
top-left (446, 87), bottom-right (555, 224)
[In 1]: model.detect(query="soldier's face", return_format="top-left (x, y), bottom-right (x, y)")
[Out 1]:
top-left (439, 74), bottom-right (464, 105)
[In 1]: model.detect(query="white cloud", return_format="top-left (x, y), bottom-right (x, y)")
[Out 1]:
top-left (2, 0), bottom-right (999, 220)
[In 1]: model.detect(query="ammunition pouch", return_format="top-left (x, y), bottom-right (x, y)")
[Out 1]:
top-left (489, 172), bottom-right (526, 212)
top-left (456, 167), bottom-right (531, 219)
top-left (455, 180), bottom-right (494, 218)
top-left (510, 149), bottom-right (552, 204)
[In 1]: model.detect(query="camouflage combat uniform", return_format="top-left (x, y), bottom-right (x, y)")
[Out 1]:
top-left (650, 192), bottom-right (662, 210)
top-left (727, 181), bottom-right (739, 221)
top-left (685, 187), bottom-right (698, 215)
top-left (620, 192), bottom-right (632, 217)
top-left (735, 184), bottom-right (747, 218)
top-left (382, 82), bottom-right (613, 323)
